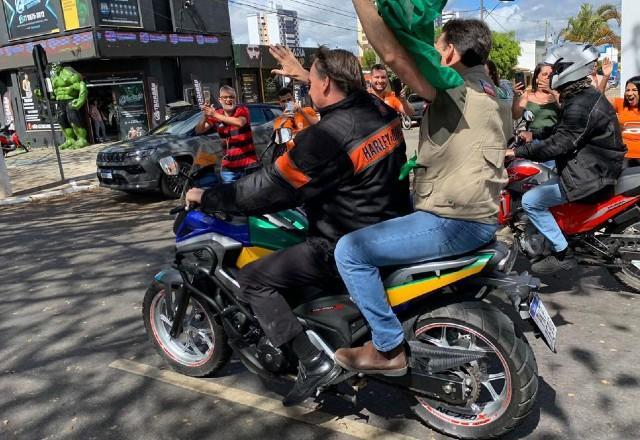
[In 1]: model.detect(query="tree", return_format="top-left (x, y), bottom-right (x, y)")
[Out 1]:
top-left (362, 48), bottom-right (378, 70)
top-left (562, 3), bottom-right (620, 48)
top-left (489, 31), bottom-right (521, 80)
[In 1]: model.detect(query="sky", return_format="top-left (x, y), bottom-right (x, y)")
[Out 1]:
top-left (228, 0), bottom-right (622, 53)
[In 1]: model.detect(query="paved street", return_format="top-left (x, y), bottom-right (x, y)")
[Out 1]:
top-left (1, 187), bottom-right (639, 440)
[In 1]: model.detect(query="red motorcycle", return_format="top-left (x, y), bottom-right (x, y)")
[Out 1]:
top-left (1, 125), bottom-right (29, 157)
top-left (501, 115), bottom-right (640, 292)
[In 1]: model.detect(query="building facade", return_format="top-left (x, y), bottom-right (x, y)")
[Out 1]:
top-left (247, 6), bottom-right (300, 47)
top-left (0, 0), bottom-right (234, 146)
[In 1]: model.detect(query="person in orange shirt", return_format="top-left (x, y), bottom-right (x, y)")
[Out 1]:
top-left (611, 76), bottom-right (640, 160)
top-left (369, 64), bottom-right (414, 116)
top-left (275, 87), bottom-right (318, 134)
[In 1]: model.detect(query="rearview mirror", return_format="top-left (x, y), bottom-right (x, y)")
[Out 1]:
top-left (275, 127), bottom-right (293, 145)
top-left (159, 156), bottom-right (179, 176)
top-left (523, 110), bottom-right (535, 123)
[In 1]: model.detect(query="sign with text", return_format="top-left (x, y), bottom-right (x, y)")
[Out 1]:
top-left (61, 0), bottom-right (91, 30)
top-left (96, 0), bottom-right (141, 27)
top-left (114, 82), bottom-right (148, 139)
top-left (191, 74), bottom-right (204, 107)
top-left (0, 31), bottom-right (96, 70)
top-left (147, 76), bottom-right (165, 128)
top-left (18, 70), bottom-right (59, 131)
top-left (2, 0), bottom-right (60, 40)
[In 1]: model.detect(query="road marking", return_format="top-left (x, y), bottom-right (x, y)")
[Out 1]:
top-left (110, 359), bottom-right (421, 440)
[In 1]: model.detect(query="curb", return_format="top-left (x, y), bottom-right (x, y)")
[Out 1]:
top-left (0, 182), bottom-right (99, 206)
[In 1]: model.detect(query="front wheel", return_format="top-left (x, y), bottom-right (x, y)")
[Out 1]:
top-left (142, 281), bottom-right (231, 377)
top-left (607, 220), bottom-right (640, 293)
top-left (410, 301), bottom-right (538, 439)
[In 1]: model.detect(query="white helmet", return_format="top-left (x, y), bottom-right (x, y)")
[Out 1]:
top-left (543, 43), bottom-right (600, 90)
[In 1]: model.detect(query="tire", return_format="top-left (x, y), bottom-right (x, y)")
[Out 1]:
top-left (410, 301), bottom-right (538, 439)
top-left (142, 281), bottom-right (231, 377)
top-left (607, 220), bottom-right (640, 293)
top-left (160, 159), bottom-right (190, 199)
top-left (401, 114), bottom-right (413, 130)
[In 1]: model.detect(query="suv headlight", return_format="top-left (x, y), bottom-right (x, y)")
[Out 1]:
top-left (125, 148), bottom-right (156, 161)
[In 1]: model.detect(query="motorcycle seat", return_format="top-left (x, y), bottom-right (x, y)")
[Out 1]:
top-left (615, 166), bottom-right (640, 196)
top-left (382, 240), bottom-right (509, 287)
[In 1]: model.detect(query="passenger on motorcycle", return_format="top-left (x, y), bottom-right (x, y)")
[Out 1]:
top-left (507, 43), bottom-right (626, 273)
top-left (185, 46), bottom-right (410, 406)
top-left (332, 7), bottom-right (508, 375)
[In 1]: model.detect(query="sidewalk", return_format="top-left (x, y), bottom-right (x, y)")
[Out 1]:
top-left (1, 143), bottom-right (109, 205)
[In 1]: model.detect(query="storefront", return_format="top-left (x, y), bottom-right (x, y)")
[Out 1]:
top-left (233, 44), bottom-right (317, 104)
top-left (0, 0), bottom-right (235, 146)
top-left (0, 30), bottom-right (233, 145)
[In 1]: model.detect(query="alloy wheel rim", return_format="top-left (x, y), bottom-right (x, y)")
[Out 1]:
top-left (150, 290), bottom-right (215, 366)
top-left (414, 322), bottom-right (512, 427)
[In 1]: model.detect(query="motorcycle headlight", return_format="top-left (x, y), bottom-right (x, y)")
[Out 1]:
top-left (125, 148), bottom-right (156, 161)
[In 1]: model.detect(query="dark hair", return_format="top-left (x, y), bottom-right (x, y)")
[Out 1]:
top-left (624, 76), bottom-right (640, 110)
top-left (313, 46), bottom-right (365, 95)
top-left (531, 63), bottom-right (551, 92)
top-left (278, 87), bottom-right (293, 97)
top-left (442, 19), bottom-right (492, 67)
top-left (485, 60), bottom-right (500, 87)
top-left (370, 63), bottom-right (386, 73)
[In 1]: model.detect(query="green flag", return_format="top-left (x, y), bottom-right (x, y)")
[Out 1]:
top-left (377, 0), bottom-right (464, 90)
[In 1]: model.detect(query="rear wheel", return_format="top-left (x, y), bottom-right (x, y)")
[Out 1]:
top-left (410, 301), bottom-right (538, 439)
top-left (142, 282), bottom-right (231, 377)
top-left (607, 220), bottom-right (640, 293)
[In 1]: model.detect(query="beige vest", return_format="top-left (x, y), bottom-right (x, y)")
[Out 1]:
top-left (413, 66), bottom-right (508, 223)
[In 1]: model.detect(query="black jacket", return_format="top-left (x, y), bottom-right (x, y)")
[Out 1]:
top-left (515, 87), bottom-right (626, 201)
top-left (201, 90), bottom-right (411, 244)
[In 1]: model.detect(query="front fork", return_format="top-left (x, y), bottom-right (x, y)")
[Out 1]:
top-left (169, 285), bottom-right (192, 338)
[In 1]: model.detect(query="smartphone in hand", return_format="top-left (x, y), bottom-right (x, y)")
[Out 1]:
top-left (514, 71), bottom-right (525, 86)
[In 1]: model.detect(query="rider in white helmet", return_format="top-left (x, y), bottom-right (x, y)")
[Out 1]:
top-left (508, 43), bottom-right (626, 273)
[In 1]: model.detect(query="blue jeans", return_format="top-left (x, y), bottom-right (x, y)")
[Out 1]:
top-left (521, 179), bottom-right (568, 252)
top-left (220, 169), bottom-right (245, 183)
top-left (334, 211), bottom-right (498, 352)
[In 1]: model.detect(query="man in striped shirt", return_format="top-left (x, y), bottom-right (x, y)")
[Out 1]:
top-left (195, 85), bottom-right (258, 183)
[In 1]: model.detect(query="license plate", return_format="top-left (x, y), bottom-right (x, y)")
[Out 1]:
top-left (99, 170), bottom-right (113, 179)
top-left (529, 293), bottom-right (557, 352)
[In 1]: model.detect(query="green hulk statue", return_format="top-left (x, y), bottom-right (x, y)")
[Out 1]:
top-left (35, 63), bottom-right (89, 149)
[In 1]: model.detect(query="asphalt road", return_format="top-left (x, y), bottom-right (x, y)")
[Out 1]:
top-left (1, 186), bottom-right (639, 440)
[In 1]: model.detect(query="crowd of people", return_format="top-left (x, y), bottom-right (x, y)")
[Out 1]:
top-left (177, 9), bottom-right (638, 405)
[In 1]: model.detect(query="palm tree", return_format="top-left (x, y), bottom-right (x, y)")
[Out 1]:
top-left (562, 3), bottom-right (620, 48)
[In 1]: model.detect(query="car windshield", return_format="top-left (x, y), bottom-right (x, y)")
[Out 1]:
top-left (149, 110), bottom-right (202, 136)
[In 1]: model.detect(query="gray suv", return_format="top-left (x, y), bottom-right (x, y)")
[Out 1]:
top-left (96, 104), bottom-right (282, 198)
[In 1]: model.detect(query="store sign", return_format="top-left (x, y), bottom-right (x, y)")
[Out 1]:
top-left (95, 30), bottom-right (229, 58)
top-left (2, 91), bottom-right (15, 126)
top-left (233, 45), bottom-right (316, 69)
top-left (240, 73), bottom-right (259, 104)
top-left (147, 76), bottom-right (165, 128)
top-left (96, 0), bottom-right (141, 28)
top-left (0, 31), bottom-right (96, 70)
top-left (114, 82), bottom-right (148, 139)
top-left (18, 70), bottom-right (58, 131)
top-left (61, 0), bottom-right (91, 31)
top-left (191, 74), bottom-right (204, 107)
top-left (2, 0), bottom-right (60, 40)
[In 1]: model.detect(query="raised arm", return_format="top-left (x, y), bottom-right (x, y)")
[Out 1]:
top-left (353, 0), bottom-right (436, 102)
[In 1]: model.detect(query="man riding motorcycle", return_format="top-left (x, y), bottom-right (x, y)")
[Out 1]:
top-left (508, 43), bottom-right (626, 273)
top-left (185, 46), bottom-right (410, 406)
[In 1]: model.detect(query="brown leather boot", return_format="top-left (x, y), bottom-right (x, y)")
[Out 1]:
top-left (334, 341), bottom-right (407, 376)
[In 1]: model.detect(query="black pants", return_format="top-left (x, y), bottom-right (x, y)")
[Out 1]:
top-left (237, 238), bottom-right (340, 347)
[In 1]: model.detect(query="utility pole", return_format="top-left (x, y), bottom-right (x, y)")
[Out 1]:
top-left (0, 152), bottom-right (12, 198)
top-left (480, 0), bottom-right (484, 20)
